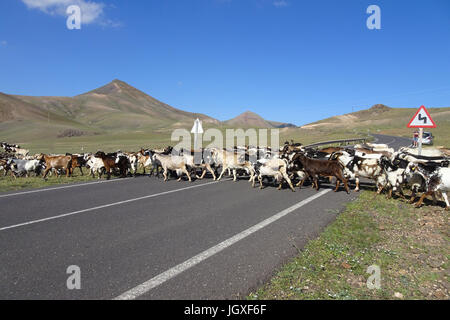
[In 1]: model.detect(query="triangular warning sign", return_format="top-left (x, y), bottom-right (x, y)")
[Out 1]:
top-left (407, 106), bottom-right (436, 128)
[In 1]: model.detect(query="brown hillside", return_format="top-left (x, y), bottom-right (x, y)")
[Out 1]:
top-left (7, 80), bottom-right (219, 130)
top-left (225, 111), bottom-right (274, 128)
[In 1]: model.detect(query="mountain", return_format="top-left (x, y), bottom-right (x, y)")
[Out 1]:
top-left (11, 80), bottom-right (219, 131)
top-left (1, 80), bottom-right (297, 141)
top-left (224, 111), bottom-right (297, 128)
top-left (266, 120), bottom-right (297, 128)
top-left (6, 79), bottom-right (448, 150)
top-left (0, 92), bottom-right (50, 122)
top-left (0, 80), bottom-right (224, 143)
top-left (301, 104), bottom-right (394, 129)
top-left (225, 111), bottom-right (272, 128)
top-left (78, 79), bottom-right (219, 125)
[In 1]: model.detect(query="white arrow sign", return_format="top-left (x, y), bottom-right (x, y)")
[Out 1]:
top-left (191, 118), bottom-right (203, 150)
top-left (191, 118), bottom-right (204, 134)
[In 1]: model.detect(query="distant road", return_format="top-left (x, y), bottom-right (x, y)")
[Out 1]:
top-left (0, 134), bottom-right (409, 300)
top-left (371, 133), bottom-right (411, 150)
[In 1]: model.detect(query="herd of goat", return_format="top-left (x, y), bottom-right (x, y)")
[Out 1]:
top-left (1, 140), bottom-right (450, 210)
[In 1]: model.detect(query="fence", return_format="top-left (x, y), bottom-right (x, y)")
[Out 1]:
top-left (304, 137), bottom-right (368, 148)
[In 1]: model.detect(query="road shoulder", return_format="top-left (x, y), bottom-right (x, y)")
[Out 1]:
top-left (250, 191), bottom-right (449, 300)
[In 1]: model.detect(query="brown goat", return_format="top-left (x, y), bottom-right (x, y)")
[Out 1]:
top-left (293, 153), bottom-right (349, 193)
top-left (69, 155), bottom-right (85, 176)
top-left (94, 151), bottom-right (128, 180)
top-left (40, 154), bottom-right (73, 179)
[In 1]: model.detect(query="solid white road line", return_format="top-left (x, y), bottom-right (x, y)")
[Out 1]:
top-left (0, 179), bottom-right (229, 232)
top-left (0, 177), bottom-right (133, 199)
top-left (114, 188), bottom-right (332, 300)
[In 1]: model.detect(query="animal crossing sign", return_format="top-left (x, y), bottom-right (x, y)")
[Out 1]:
top-left (407, 105), bottom-right (436, 128)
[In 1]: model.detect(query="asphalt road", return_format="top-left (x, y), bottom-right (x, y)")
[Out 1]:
top-left (0, 134), bottom-right (409, 300)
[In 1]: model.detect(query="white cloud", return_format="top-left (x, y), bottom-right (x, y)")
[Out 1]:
top-left (273, 0), bottom-right (288, 8)
top-left (21, 0), bottom-right (109, 25)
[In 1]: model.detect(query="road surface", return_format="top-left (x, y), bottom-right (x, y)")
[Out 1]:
top-left (0, 134), bottom-right (409, 299)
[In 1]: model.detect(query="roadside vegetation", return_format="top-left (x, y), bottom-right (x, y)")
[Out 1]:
top-left (249, 191), bottom-right (449, 300)
top-left (0, 172), bottom-right (101, 193)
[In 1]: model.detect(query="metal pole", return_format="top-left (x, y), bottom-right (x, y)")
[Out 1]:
top-left (418, 127), bottom-right (423, 156)
top-left (194, 133), bottom-right (198, 150)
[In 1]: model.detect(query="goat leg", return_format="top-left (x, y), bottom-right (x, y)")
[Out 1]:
top-left (184, 167), bottom-right (192, 182)
top-left (217, 166), bottom-right (227, 181)
top-left (397, 187), bottom-right (407, 201)
top-left (313, 176), bottom-right (319, 191)
top-left (409, 191), bottom-right (417, 204)
top-left (198, 168), bottom-right (207, 180)
top-left (43, 168), bottom-right (50, 180)
top-left (387, 188), bottom-right (393, 199)
top-left (415, 192), bottom-right (432, 208)
top-left (296, 178), bottom-right (306, 189)
top-left (354, 178), bottom-right (360, 192)
top-left (334, 179), bottom-right (340, 192)
top-left (282, 173), bottom-right (295, 192)
top-left (343, 179), bottom-right (350, 194)
top-left (258, 175), bottom-right (264, 189)
top-left (208, 164), bottom-right (217, 181)
top-left (376, 182), bottom-right (383, 194)
top-left (442, 193), bottom-right (449, 210)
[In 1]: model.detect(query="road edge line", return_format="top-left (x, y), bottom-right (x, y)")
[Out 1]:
top-left (0, 179), bottom-right (230, 232)
top-left (114, 188), bottom-right (332, 300)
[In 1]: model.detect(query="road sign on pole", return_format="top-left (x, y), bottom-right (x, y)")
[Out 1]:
top-left (407, 106), bottom-right (436, 156)
top-left (407, 105), bottom-right (436, 128)
top-left (191, 118), bottom-right (204, 150)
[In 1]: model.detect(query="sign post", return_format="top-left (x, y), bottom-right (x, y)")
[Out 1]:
top-left (407, 105), bottom-right (436, 156)
top-left (191, 118), bottom-right (204, 150)
top-left (418, 128), bottom-right (423, 156)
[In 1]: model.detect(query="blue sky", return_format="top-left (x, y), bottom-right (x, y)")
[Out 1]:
top-left (0, 0), bottom-right (449, 125)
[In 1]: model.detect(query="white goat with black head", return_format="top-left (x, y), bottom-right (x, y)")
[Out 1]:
top-left (253, 157), bottom-right (295, 191)
top-left (409, 162), bottom-right (450, 210)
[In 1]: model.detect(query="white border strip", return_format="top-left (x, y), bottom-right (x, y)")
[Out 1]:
top-left (0, 179), bottom-right (228, 232)
top-left (114, 188), bottom-right (332, 300)
top-left (0, 177), bottom-right (133, 199)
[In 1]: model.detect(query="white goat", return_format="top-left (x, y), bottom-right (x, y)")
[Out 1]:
top-left (254, 157), bottom-right (295, 191)
top-left (152, 153), bottom-right (192, 182)
top-left (332, 151), bottom-right (387, 193)
top-left (8, 159), bottom-right (42, 178)
top-left (85, 155), bottom-right (105, 179)
top-left (211, 148), bottom-right (255, 182)
top-left (412, 165), bottom-right (450, 210)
